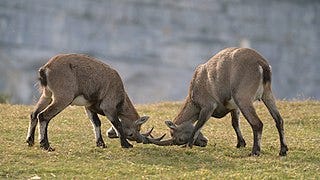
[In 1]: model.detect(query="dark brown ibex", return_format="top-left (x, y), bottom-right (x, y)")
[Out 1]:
top-left (26, 54), bottom-right (161, 151)
top-left (149, 47), bottom-right (288, 156)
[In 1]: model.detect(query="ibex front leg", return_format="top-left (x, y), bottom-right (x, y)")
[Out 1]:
top-left (100, 101), bottom-right (133, 148)
top-left (187, 103), bottom-right (217, 148)
top-left (105, 113), bottom-right (133, 148)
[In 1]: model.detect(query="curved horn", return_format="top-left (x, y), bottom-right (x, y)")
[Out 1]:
top-left (141, 127), bottom-right (154, 137)
top-left (141, 132), bottom-right (166, 143)
top-left (145, 138), bottom-right (174, 146)
top-left (154, 133), bottom-right (166, 141)
top-left (141, 127), bottom-right (166, 141)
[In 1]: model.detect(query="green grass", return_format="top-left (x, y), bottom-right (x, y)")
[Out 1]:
top-left (0, 101), bottom-right (319, 179)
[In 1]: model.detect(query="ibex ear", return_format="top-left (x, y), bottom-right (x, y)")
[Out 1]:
top-left (165, 120), bottom-right (177, 130)
top-left (135, 116), bottom-right (149, 125)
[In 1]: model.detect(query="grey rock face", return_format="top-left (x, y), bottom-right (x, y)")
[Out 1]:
top-left (0, 0), bottom-right (319, 104)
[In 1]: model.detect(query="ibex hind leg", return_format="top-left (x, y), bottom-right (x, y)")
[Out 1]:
top-left (38, 97), bottom-right (72, 151)
top-left (85, 108), bottom-right (106, 148)
top-left (27, 93), bottom-right (52, 147)
top-left (262, 89), bottom-right (288, 156)
top-left (235, 99), bottom-right (263, 156)
top-left (231, 109), bottom-right (246, 148)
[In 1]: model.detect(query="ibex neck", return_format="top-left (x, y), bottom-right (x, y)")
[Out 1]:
top-left (119, 94), bottom-right (140, 122)
top-left (174, 98), bottom-right (199, 125)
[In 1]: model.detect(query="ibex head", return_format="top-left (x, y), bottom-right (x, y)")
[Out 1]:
top-left (108, 116), bottom-right (166, 143)
top-left (165, 121), bottom-right (208, 147)
top-left (122, 116), bottom-right (150, 143)
top-left (145, 120), bottom-right (208, 147)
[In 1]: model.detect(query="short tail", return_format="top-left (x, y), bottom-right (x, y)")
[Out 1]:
top-left (38, 67), bottom-right (47, 87)
top-left (261, 63), bottom-right (272, 84)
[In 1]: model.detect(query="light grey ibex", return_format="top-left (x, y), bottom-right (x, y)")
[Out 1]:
top-left (26, 54), bottom-right (162, 151)
top-left (149, 47), bottom-right (288, 156)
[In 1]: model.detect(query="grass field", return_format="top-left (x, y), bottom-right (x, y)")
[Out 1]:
top-left (0, 101), bottom-right (319, 179)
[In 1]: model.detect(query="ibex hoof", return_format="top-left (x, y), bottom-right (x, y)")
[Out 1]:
top-left (26, 138), bottom-right (34, 147)
top-left (236, 140), bottom-right (246, 148)
top-left (195, 137), bottom-right (208, 147)
top-left (180, 144), bottom-right (187, 148)
top-left (121, 141), bottom-right (133, 148)
top-left (249, 151), bottom-right (260, 157)
top-left (121, 144), bottom-right (133, 148)
top-left (279, 151), bottom-right (287, 156)
top-left (279, 146), bottom-right (288, 156)
top-left (186, 142), bottom-right (194, 149)
top-left (107, 128), bottom-right (118, 139)
top-left (47, 147), bottom-right (55, 152)
top-left (96, 141), bottom-right (106, 148)
top-left (41, 146), bottom-right (55, 152)
top-left (40, 143), bottom-right (55, 151)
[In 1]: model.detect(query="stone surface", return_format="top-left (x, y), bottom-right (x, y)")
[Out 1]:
top-left (0, 0), bottom-right (319, 104)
